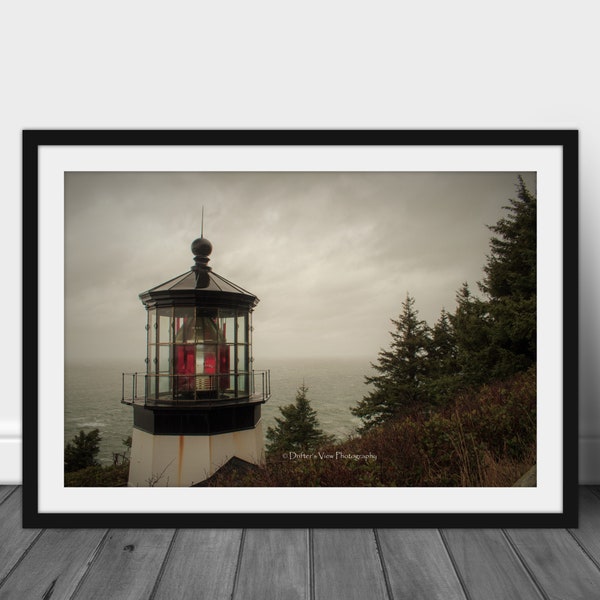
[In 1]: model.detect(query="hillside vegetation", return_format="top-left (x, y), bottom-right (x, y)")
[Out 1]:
top-left (204, 367), bottom-right (536, 487)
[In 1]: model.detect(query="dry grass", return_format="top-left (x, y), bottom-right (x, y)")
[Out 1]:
top-left (480, 448), bottom-right (536, 487)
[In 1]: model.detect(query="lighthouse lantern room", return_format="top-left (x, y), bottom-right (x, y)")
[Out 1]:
top-left (122, 234), bottom-right (270, 487)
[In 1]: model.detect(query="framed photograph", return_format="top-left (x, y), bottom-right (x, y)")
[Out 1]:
top-left (23, 130), bottom-right (578, 528)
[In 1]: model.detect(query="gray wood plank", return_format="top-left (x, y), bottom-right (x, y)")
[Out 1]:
top-left (378, 529), bottom-right (467, 600)
top-left (234, 529), bottom-right (309, 600)
top-left (0, 528), bottom-right (107, 599)
top-left (568, 486), bottom-right (600, 567)
top-left (71, 529), bottom-right (175, 600)
top-left (442, 529), bottom-right (544, 600)
top-left (0, 485), bottom-right (17, 505)
top-left (2, 486), bottom-right (600, 599)
top-left (506, 528), bottom-right (600, 600)
top-left (0, 487), bottom-right (41, 585)
top-left (313, 529), bottom-right (388, 600)
top-left (153, 529), bottom-right (242, 600)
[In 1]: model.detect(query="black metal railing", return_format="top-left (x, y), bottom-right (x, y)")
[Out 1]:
top-left (121, 369), bottom-right (271, 408)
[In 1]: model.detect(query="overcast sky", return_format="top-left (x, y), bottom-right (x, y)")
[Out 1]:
top-left (65, 171), bottom-right (536, 366)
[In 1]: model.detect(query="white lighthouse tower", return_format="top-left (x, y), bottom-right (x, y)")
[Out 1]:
top-left (123, 234), bottom-right (270, 486)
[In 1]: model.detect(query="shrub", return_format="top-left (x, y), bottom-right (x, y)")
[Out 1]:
top-left (64, 463), bottom-right (129, 487)
top-left (64, 429), bottom-right (102, 473)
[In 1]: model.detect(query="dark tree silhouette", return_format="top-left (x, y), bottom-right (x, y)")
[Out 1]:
top-left (351, 294), bottom-right (431, 431)
top-left (64, 429), bottom-right (102, 473)
top-left (266, 384), bottom-right (334, 456)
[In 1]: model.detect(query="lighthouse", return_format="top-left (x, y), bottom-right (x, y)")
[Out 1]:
top-left (122, 233), bottom-right (270, 487)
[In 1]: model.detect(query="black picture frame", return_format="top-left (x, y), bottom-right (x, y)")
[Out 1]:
top-left (22, 129), bottom-right (578, 528)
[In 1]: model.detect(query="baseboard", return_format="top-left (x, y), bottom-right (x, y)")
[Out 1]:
top-left (1, 436), bottom-right (599, 486)
top-left (0, 437), bottom-right (21, 484)
top-left (579, 437), bottom-right (600, 484)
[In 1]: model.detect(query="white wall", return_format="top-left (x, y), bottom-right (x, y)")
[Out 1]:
top-left (2, 1), bottom-right (599, 484)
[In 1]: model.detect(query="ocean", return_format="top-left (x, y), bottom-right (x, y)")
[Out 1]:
top-left (65, 357), bottom-right (375, 465)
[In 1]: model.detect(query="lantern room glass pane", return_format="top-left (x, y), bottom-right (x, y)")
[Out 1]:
top-left (148, 344), bottom-right (156, 374)
top-left (237, 314), bottom-right (248, 344)
top-left (148, 376), bottom-right (158, 400)
top-left (158, 308), bottom-right (172, 344)
top-left (237, 344), bottom-right (247, 372)
top-left (158, 375), bottom-right (171, 396)
top-left (218, 344), bottom-right (231, 374)
top-left (148, 309), bottom-right (156, 344)
top-left (195, 310), bottom-right (219, 343)
top-left (218, 373), bottom-right (233, 397)
top-left (158, 345), bottom-right (170, 373)
top-left (174, 307), bottom-right (195, 343)
top-left (238, 374), bottom-right (249, 394)
top-left (219, 309), bottom-right (236, 344)
top-left (174, 344), bottom-right (195, 396)
top-left (174, 345), bottom-right (194, 373)
top-left (196, 344), bottom-right (217, 375)
top-left (195, 342), bottom-right (217, 395)
top-left (195, 374), bottom-right (214, 392)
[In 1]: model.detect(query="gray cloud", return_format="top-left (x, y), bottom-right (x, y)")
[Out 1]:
top-left (65, 171), bottom-right (536, 365)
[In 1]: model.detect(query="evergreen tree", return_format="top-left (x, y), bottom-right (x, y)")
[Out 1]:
top-left (481, 175), bottom-right (536, 300)
top-left (266, 384), bottom-right (334, 456)
top-left (425, 309), bottom-right (460, 403)
top-left (448, 177), bottom-right (536, 384)
top-left (64, 429), bottom-right (102, 473)
top-left (450, 283), bottom-right (497, 387)
top-left (480, 176), bottom-right (537, 378)
top-left (351, 294), bottom-right (431, 431)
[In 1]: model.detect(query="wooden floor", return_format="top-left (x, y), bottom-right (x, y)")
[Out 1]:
top-left (1, 487), bottom-right (599, 599)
